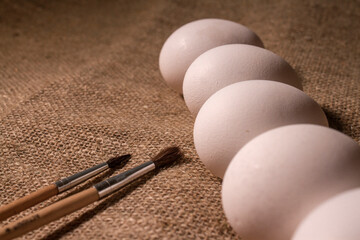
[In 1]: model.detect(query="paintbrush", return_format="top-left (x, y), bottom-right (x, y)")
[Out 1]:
top-left (0, 147), bottom-right (182, 240)
top-left (0, 154), bottom-right (131, 222)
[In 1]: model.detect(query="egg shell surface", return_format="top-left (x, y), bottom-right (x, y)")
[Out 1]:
top-left (183, 44), bottom-right (302, 115)
top-left (292, 188), bottom-right (360, 240)
top-left (194, 80), bottom-right (328, 178)
top-left (222, 124), bottom-right (360, 240)
top-left (159, 18), bottom-right (264, 93)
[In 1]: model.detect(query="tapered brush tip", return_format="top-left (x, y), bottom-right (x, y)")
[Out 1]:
top-left (107, 154), bottom-right (131, 168)
top-left (152, 147), bottom-right (182, 168)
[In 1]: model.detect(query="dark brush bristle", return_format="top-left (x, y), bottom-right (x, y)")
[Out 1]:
top-left (107, 154), bottom-right (131, 168)
top-left (152, 147), bottom-right (182, 168)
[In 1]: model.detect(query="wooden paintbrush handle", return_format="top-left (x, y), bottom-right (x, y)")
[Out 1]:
top-left (0, 184), bottom-right (59, 221)
top-left (0, 187), bottom-right (99, 240)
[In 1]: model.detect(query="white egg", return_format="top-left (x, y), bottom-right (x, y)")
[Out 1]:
top-left (292, 188), bottom-right (360, 240)
top-left (183, 44), bottom-right (302, 115)
top-left (222, 124), bottom-right (360, 240)
top-left (194, 80), bottom-right (328, 178)
top-left (159, 18), bottom-right (263, 93)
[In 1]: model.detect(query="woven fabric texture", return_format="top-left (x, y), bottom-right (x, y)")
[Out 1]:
top-left (0, 0), bottom-right (359, 239)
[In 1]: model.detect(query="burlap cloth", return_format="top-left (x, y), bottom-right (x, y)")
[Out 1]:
top-left (0, 0), bottom-right (359, 239)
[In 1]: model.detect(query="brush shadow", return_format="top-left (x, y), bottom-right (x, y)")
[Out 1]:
top-left (42, 158), bottom-right (181, 240)
top-left (56, 157), bottom-right (130, 201)
top-left (172, 155), bottom-right (191, 167)
top-left (182, 155), bottom-right (222, 183)
top-left (42, 172), bottom-right (156, 240)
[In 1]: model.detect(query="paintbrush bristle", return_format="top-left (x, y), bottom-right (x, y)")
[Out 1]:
top-left (152, 147), bottom-right (182, 168)
top-left (107, 154), bottom-right (131, 168)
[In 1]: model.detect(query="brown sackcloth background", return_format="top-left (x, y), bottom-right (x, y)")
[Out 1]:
top-left (0, 0), bottom-right (359, 239)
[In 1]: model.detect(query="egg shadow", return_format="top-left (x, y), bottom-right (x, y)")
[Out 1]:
top-left (293, 66), bottom-right (305, 87)
top-left (322, 107), bottom-right (345, 132)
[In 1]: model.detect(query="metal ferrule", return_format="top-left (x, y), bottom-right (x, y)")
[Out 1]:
top-left (94, 161), bottom-right (155, 199)
top-left (55, 162), bottom-right (108, 193)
